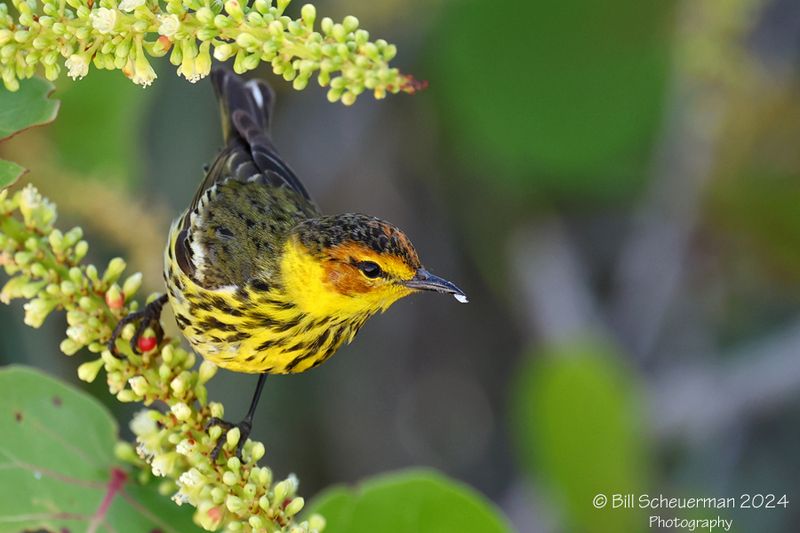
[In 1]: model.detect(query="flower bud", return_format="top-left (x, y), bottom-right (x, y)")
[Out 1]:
top-left (105, 284), bottom-right (125, 310)
top-left (24, 297), bottom-right (57, 327)
top-left (63, 226), bottom-right (83, 247)
top-left (224, 0), bottom-right (243, 19)
top-left (320, 17), bottom-right (333, 35)
top-left (198, 360), bottom-right (218, 384)
top-left (300, 4), bottom-right (315, 27)
top-left (77, 358), bottom-right (105, 383)
top-left (210, 486), bottom-right (226, 504)
top-left (1, 276), bottom-right (30, 304)
top-left (285, 497), bottom-right (304, 517)
top-left (210, 402), bottom-right (224, 418)
top-left (117, 389), bottom-right (137, 402)
top-left (119, 0), bottom-right (144, 12)
top-left (225, 494), bottom-right (245, 514)
top-left (59, 338), bottom-right (82, 356)
top-left (331, 23), bottom-right (346, 42)
top-left (342, 15), bottom-right (359, 33)
top-left (222, 470), bottom-right (239, 486)
top-left (214, 43), bottom-right (235, 61)
top-left (128, 375), bottom-right (150, 396)
top-left (241, 482), bottom-right (256, 500)
top-left (208, 425), bottom-right (223, 441)
top-left (273, 479), bottom-right (290, 502)
top-left (196, 7), bottom-right (214, 23)
top-left (249, 441), bottom-right (266, 463)
top-left (258, 494), bottom-right (270, 510)
top-left (171, 401), bottom-right (192, 421)
top-left (197, 502), bottom-right (224, 530)
top-left (48, 229), bottom-right (64, 251)
top-left (309, 514), bottom-right (326, 531)
top-left (102, 257), bottom-right (126, 284)
top-left (226, 426), bottom-right (241, 449)
top-left (248, 516), bottom-right (265, 530)
top-left (341, 91), bottom-right (356, 106)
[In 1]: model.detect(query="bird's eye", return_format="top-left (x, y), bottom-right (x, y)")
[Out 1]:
top-left (357, 261), bottom-right (383, 279)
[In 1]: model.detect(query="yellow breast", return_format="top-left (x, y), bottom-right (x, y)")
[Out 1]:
top-left (163, 225), bottom-right (368, 374)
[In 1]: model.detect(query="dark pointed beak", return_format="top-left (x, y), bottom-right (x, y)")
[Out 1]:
top-left (403, 268), bottom-right (468, 303)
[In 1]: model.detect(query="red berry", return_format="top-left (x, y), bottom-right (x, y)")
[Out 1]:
top-left (137, 335), bottom-right (157, 352)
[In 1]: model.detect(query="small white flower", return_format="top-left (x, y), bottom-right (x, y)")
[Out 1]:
top-left (157, 14), bottom-right (180, 37)
top-left (24, 297), bottom-right (56, 328)
top-left (176, 438), bottom-right (195, 456)
top-left (171, 491), bottom-right (190, 505)
top-left (151, 453), bottom-right (176, 477)
top-left (131, 57), bottom-right (156, 88)
top-left (118, 0), bottom-right (144, 12)
top-left (213, 44), bottom-right (234, 61)
top-left (128, 376), bottom-right (149, 396)
top-left (177, 59), bottom-right (201, 83)
top-left (178, 468), bottom-right (203, 488)
top-left (135, 442), bottom-right (153, 460)
top-left (65, 54), bottom-right (89, 80)
top-left (170, 401), bottom-right (191, 421)
top-left (65, 323), bottom-right (90, 343)
top-left (130, 409), bottom-right (157, 436)
top-left (90, 7), bottom-right (117, 34)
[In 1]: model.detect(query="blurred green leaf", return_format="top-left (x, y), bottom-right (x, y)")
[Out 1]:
top-left (51, 70), bottom-right (151, 183)
top-left (0, 160), bottom-right (25, 189)
top-left (512, 341), bottom-right (649, 533)
top-left (0, 365), bottom-right (200, 533)
top-left (307, 469), bottom-right (511, 533)
top-left (0, 78), bottom-right (59, 189)
top-left (431, 0), bottom-right (673, 199)
top-left (0, 78), bottom-right (59, 141)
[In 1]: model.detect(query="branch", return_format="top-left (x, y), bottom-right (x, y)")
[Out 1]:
top-left (0, 0), bottom-right (421, 104)
top-left (0, 184), bottom-right (323, 532)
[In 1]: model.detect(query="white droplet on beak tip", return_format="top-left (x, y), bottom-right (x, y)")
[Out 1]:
top-left (454, 294), bottom-right (469, 304)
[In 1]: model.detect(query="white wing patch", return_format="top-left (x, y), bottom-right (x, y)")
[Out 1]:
top-left (245, 80), bottom-right (264, 109)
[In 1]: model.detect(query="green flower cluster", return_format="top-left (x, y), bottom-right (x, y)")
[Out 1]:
top-left (0, 0), bottom-right (421, 104)
top-left (0, 184), bottom-right (323, 533)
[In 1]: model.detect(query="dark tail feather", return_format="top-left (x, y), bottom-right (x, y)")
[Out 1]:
top-left (211, 66), bottom-right (275, 144)
top-left (207, 67), bottom-right (313, 202)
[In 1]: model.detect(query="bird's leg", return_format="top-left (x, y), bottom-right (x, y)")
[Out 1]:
top-left (107, 294), bottom-right (168, 357)
top-left (207, 373), bottom-right (268, 461)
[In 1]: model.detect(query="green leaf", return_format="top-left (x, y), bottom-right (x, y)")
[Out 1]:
top-left (306, 469), bottom-right (512, 533)
top-left (0, 160), bottom-right (25, 189)
top-left (512, 341), bottom-right (649, 533)
top-left (431, 0), bottom-right (673, 199)
top-left (0, 366), bottom-right (201, 533)
top-left (0, 77), bottom-right (59, 141)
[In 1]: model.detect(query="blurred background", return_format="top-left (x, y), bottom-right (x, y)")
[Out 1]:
top-left (4, 0), bottom-right (800, 531)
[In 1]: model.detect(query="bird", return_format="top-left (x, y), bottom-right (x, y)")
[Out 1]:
top-left (109, 66), bottom-right (467, 460)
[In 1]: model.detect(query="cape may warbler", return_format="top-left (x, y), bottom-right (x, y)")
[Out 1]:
top-left (110, 67), bottom-right (466, 458)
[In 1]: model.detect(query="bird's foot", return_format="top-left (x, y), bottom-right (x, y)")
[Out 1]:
top-left (206, 417), bottom-right (252, 461)
top-left (107, 294), bottom-right (168, 357)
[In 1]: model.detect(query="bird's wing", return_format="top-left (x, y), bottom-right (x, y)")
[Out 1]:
top-left (173, 68), bottom-right (320, 289)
